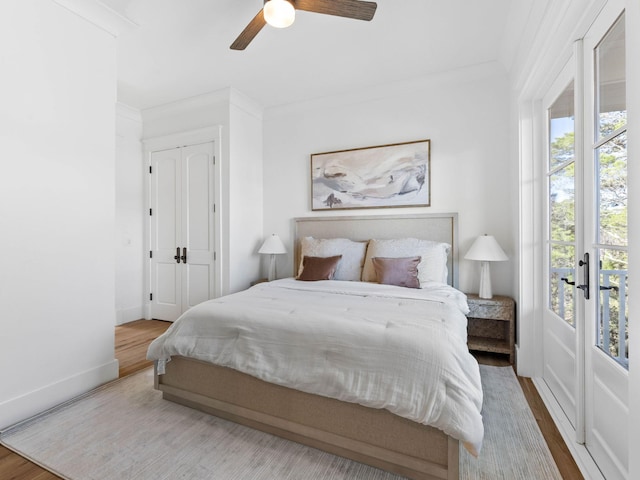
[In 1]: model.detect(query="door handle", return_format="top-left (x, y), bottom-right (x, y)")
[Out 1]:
top-left (181, 247), bottom-right (187, 264)
top-left (599, 285), bottom-right (619, 292)
top-left (577, 253), bottom-right (590, 300)
top-left (174, 247), bottom-right (181, 264)
top-left (560, 252), bottom-right (590, 299)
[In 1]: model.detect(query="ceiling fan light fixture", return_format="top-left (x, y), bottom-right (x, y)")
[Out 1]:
top-left (264, 0), bottom-right (296, 28)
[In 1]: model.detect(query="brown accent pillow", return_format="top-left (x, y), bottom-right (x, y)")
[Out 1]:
top-left (371, 256), bottom-right (421, 288)
top-left (297, 255), bottom-right (343, 281)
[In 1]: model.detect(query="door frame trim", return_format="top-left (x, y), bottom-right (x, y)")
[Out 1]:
top-left (143, 126), bottom-right (222, 319)
top-left (533, 377), bottom-right (605, 480)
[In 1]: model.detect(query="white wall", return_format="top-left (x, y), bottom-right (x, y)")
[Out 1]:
top-left (115, 103), bottom-right (144, 324)
top-left (262, 62), bottom-right (514, 297)
top-left (228, 92), bottom-right (264, 292)
top-left (142, 88), bottom-right (264, 296)
top-left (0, 0), bottom-right (118, 428)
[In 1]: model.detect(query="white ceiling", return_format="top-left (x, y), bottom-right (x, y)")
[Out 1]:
top-left (103, 0), bottom-right (524, 110)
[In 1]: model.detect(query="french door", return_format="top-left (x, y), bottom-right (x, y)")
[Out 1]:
top-left (543, 3), bottom-right (629, 479)
top-left (583, 7), bottom-right (628, 479)
top-left (150, 142), bottom-right (216, 321)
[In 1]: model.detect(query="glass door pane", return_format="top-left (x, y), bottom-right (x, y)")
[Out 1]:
top-left (593, 13), bottom-right (628, 368)
top-left (548, 80), bottom-right (576, 326)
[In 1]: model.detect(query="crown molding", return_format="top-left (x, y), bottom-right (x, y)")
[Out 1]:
top-left (51, 0), bottom-right (138, 37)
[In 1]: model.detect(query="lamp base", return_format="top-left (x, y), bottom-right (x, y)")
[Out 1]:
top-left (478, 261), bottom-right (493, 299)
top-left (267, 254), bottom-right (276, 282)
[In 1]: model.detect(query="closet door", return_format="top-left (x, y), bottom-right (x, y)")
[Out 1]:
top-left (180, 143), bottom-right (215, 311)
top-left (150, 142), bottom-right (215, 321)
top-left (150, 148), bottom-right (182, 321)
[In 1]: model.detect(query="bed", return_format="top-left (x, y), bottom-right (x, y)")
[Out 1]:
top-left (148, 213), bottom-right (482, 480)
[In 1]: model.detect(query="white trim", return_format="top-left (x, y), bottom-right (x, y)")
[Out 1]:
top-left (143, 126), bottom-right (222, 152)
top-left (229, 88), bottom-right (264, 120)
top-left (116, 102), bottom-right (143, 123)
top-left (533, 377), bottom-right (605, 480)
top-left (116, 306), bottom-right (144, 325)
top-left (51, 0), bottom-right (137, 37)
top-left (142, 89), bottom-right (232, 123)
top-left (0, 360), bottom-right (118, 431)
top-left (143, 127), bottom-right (223, 320)
top-left (266, 62), bottom-right (505, 119)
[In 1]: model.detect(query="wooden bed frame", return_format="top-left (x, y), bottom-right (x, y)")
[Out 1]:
top-left (154, 213), bottom-right (462, 480)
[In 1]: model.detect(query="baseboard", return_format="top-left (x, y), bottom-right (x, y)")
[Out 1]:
top-left (531, 377), bottom-right (605, 480)
top-left (116, 305), bottom-right (144, 325)
top-left (0, 359), bottom-right (119, 432)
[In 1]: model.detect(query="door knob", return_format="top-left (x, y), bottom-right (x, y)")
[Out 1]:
top-left (181, 247), bottom-right (187, 264)
top-left (174, 247), bottom-right (181, 264)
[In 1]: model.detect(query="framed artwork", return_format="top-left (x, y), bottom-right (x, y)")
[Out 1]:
top-left (311, 139), bottom-right (430, 211)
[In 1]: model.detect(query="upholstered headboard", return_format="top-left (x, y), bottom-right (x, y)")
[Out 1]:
top-left (294, 213), bottom-right (459, 288)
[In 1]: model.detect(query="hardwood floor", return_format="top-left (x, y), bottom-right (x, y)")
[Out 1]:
top-left (1, 321), bottom-right (583, 479)
top-left (114, 319), bottom-right (173, 378)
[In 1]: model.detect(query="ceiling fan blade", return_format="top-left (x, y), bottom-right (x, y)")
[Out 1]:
top-left (230, 9), bottom-right (267, 50)
top-left (294, 0), bottom-right (377, 21)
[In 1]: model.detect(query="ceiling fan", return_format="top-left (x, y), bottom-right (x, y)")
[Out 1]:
top-left (231, 0), bottom-right (377, 50)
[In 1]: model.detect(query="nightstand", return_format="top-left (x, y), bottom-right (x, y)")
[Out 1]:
top-left (466, 294), bottom-right (515, 364)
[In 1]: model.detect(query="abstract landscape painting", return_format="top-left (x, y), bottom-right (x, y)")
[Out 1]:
top-left (311, 139), bottom-right (430, 210)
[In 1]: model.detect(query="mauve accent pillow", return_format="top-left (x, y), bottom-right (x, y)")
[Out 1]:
top-left (298, 237), bottom-right (367, 281)
top-left (298, 255), bottom-right (343, 281)
top-left (371, 256), bottom-right (421, 288)
top-left (362, 238), bottom-right (451, 286)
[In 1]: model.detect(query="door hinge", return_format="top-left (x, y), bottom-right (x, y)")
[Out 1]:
top-left (149, 165), bottom-right (152, 174)
top-left (150, 293), bottom-right (153, 301)
top-left (149, 208), bottom-right (152, 216)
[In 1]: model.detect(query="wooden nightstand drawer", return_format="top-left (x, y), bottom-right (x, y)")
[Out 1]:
top-left (467, 295), bottom-right (514, 321)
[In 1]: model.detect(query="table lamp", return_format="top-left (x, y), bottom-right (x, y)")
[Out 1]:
top-left (464, 234), bottom-right (508, 299)
top-left (259, 234), bottom-right (287, 281)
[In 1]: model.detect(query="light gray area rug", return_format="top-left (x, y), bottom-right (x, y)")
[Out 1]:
top-left (1, 365), bottom-right (561, 480)
top-left (460, 366), bottom-right (562, 479)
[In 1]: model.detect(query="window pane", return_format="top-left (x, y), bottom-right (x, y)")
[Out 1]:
top-left (550, 243), bottom-right (575, 326)
top-left (549, 81), bottom-right (575, 169)
top-left (550, 167), bottom-right (575, 242)
top-left (596, 248), bottom-right (628, 367)
top-left (597, 131), bottom-right (627, 246)
top-left (596, 15), bottom-right (626, 139)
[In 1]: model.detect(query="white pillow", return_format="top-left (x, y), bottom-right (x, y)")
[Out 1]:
top-left (298, 237), bottom-right (368, 281)
top-left (362, 238), bottom-right (450, 286)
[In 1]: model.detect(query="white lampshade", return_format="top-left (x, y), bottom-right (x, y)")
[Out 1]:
top-left (259, 234), bottom-right (287, 255)
top-left (464, 235), bottom-right (508, 262)
top-left (264, 0), bottom-right (296, 28)
top-left (259, 234), bottom-right (287, 281)
top-left (465, 235), bottom-right (507, 299)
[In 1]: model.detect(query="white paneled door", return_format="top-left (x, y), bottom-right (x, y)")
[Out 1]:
top-left (543, 3), bottom-right (629, 479)
top-left (543, 58), bottom-right (580, 436)
top-left (150, 142), bottom-right (216, 321)
top-left (583, 7), bottom-right (629, 479)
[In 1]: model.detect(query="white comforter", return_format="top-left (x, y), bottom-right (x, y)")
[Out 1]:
top-left (147, 278), bottom-right (484, 455)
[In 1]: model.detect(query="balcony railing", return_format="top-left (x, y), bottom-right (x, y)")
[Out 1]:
top-left (552, 267), bottom-right (628, 368)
